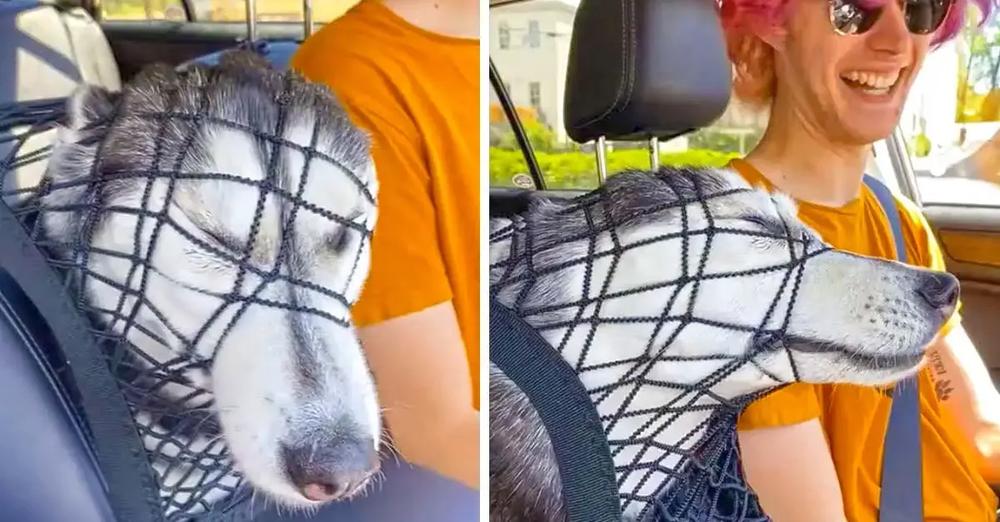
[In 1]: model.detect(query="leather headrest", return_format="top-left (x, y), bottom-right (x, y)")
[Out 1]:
top-left (564, 0), bottom-right (732, 143)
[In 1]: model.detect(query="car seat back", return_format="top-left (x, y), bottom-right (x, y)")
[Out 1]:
top-left (0, 0), bottom-right (121, 204)
top-left (0, 267), bottom-right (116, 522)
top-left (563, 0), bottom-right (731, 143)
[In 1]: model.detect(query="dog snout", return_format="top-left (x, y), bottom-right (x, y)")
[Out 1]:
top-left (282, 436), bottom-right (379, 502)
top-left (917, 271), bottom-right (960, 318)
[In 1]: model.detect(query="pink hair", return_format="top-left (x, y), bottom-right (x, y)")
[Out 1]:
top-left (720, 0), bottom-right (996, 44)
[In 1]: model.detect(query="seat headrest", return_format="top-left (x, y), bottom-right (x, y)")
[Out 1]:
top-left (564, 0), bottom-right (732, 143)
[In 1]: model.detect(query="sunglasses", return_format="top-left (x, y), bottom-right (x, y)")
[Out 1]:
top-left (829, 0), bottom-right (954, 35)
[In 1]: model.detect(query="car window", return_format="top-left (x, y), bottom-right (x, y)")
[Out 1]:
top-left (488, 0), bottom-right (762, 191)
top-left (188, 0), bottom-right (357, 22)
top-left (101, 0), bottom-right (359, 22)
top-left (900, 11), bottom-right (1000, 207)
top-left (489, 82), bottom-right (541, 189)
top-left (101, 0), bottom-right (188, 20)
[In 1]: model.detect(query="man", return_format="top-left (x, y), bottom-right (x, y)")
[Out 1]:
top-left (719, 0), bottom-right (1000, 517)
top-left (292, 0), bottom-right (479, 490)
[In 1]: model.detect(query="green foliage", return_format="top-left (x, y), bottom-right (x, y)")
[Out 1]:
top-left (687, 128), bottom-right (763, 154)
top-left (910, 133), bottom-right (932, 157)
top-left (966, 27), bottom-right (1000, 92)
top-left (490, 147), bottom-right (741, 190)
top-left (494, 119), bottom-right (558, 152)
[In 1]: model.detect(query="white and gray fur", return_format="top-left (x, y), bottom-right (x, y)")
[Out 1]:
top-left (489, 168), bottom-right (956, 521)
top-left (36, 52), bottom-right (381, 516)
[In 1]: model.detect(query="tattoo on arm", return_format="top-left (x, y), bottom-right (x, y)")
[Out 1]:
top-left (928, 349), bottom-right (954, 402)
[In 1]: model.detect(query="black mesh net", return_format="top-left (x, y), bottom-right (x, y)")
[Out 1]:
top-left (0, 51), bottom-right (375, 520)
top-left (489, 168), bottom-right (834, 521)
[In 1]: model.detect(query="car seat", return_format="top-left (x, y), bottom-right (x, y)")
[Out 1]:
top-left (0, 3), bottom-right (476, 521)
top-left (0, 3), bottom-right (146, 521)
top-left (186, 39), bottom-right (301, 70)
top-left (0, 0), bottom-right (120, 201)
top-left (488, 0), bottom-right (730, 222)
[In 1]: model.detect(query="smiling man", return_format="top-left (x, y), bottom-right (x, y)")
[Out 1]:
top-left (717, 0), bottom-right (1000, 518)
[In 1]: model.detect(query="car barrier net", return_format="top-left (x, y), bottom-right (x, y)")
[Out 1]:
top-left (0, 51), bottom-right (375, 520)
top-left (490, 168), bottom-right (834, 521)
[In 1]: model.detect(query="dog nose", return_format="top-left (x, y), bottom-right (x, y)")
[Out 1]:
top-left (282, 436), bottom-right (379, 502)
top-left (917, 272), bottom-right (959, 317)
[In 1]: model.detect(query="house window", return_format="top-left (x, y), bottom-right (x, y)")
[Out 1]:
top-left (499, 21), bottom-right (510, 49)
top-left (527, 20), bottom-right (541, 48)
top-left (529, 82), bottom-right (541, 109)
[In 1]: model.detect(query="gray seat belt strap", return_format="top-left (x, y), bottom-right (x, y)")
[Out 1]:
top-left (863, 174), bottom-right (923, 522)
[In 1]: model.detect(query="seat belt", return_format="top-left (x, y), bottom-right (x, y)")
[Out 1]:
top-left (863, 174), bottom-right (923, 522)
top-left (489, 298), bottom-right (624, 522)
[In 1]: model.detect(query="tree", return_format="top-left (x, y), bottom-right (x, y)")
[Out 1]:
top-left (490, 103), bottom-right (559, 152)
top-left (957, 7), bottom-right (1000, 122)
top-left (494, 119), bottom-right (557, 152)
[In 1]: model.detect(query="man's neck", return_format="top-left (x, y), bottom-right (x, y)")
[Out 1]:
top-left (380, 0), bottom-right (480, 39)
top-left (744, 99), bottom-right (871, 208)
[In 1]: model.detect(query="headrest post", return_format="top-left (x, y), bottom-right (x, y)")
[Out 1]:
top-left (595, 136), bottom-right (608, 184)
top-left (648, 137), bottom-right (660, 170)
top-left (245, 0), bottom-right (257, 42)
top-left (303, 0), bottom-right (314, 38)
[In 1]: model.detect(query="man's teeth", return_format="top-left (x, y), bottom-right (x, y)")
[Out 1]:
top-left (841, 70), bottom-right (900, 91)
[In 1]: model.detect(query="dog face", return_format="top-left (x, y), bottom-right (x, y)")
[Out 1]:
top-left (488, 167), bottom-right (958, 522)
top-left (493, 168), bottom-right (956, 400)
top-left (600, 170), bottom-right (955, 393)
top-left (39, 54), bottom-right (381, 509)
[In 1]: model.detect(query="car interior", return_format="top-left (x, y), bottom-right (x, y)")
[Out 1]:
top-left (0, 0), bottom-right (476, 520)
top-left (490, 0), bottom-right (1000, 506)
top-left (489, 0), bottom-right (1000, 392)
top-left (0, 0), bottom-right (997, 517)
top-left (489, 0), bottom-right (732, 217)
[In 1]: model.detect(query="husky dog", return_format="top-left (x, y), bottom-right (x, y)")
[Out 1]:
top-left (489, 168), bottom-right (959, 521)
top-left (34, 52), bottom-right (381, 516)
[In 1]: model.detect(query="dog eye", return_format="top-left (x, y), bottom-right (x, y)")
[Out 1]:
top-left (743, 215), bottom-right (785, 236)
top-left (171, 202), bottom-right (243, 253)
top-left (200, 226), bottom-right (243, 253)
top-left (326, 228), bottom-right (352, 254)
top-left (325, 210), bottom-right (365, 254)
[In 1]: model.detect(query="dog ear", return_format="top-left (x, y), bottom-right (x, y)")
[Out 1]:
top-left (64, 83), bottom-right (120, 134)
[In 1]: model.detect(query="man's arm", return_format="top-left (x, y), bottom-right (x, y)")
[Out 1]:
top-left (291, 44), bottom-right (479, 490)
top-left (358, 301), bottom-right (479, 490)
top-left (738, 419), bottom-right (848, 521)
top-left (925, 324), bottom-right (1000, 484)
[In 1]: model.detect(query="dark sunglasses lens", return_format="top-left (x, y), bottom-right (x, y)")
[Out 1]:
top-left (831, 0), bottom-right (881, 34)
top-left (905, 0), bottom-right (951, 33)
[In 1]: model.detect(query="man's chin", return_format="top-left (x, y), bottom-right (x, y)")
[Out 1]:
top-left (840, 123), bottom-right (897, 147)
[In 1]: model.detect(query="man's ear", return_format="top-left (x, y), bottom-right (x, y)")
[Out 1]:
top-left (728, 33), bottom-right (778, 106)
top-left (64, 83), bottom-right (120, 132)
top-left (756, 25), bottom-right (787, 51)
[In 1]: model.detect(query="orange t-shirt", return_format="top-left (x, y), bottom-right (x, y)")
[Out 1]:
top-left (290, 0), bottom-right (480, 405)
top-left (730, 159), bottom-right (997, 521)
